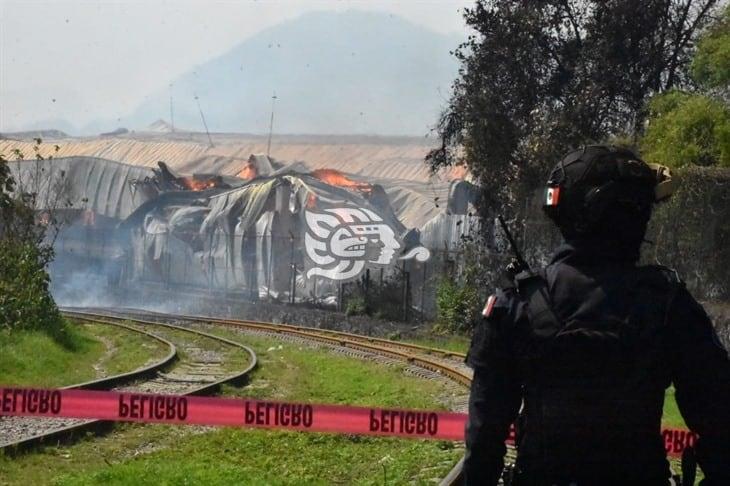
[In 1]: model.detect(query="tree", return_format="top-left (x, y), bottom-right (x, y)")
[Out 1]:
top-left (428, 0), bottom-right (721, 217)
top-left (641, 90), bottom-right (730, 167)
top-left (692, 4), bottom-right (730, 92)
top-left (642, 6), bottom-right (730, 168)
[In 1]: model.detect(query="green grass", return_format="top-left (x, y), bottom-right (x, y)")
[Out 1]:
top-left (399, 334), bottom-right (470, 355)
top-left (79, 322), bottom-right (169, 377)
top-left (0, 323), bottom-right (100, 387)
top-left (119, 322), bottom-right (250, 374)
top-left (222, 333), bottom-right (454, 409)
top-left (0, 320), bottom-right (169, 387)
top-left (663, 386), bottom-right (687, 429)
top-left (51, 429), bottom-right (459, 486)
top-left (0, 329), bottom-right (463, 485)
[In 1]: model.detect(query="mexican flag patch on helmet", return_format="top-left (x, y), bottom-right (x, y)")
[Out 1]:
top-left (546, 186), bottom-right (560, 206)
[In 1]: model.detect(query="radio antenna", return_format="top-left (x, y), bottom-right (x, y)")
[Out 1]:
top-left (497, 215), bottom-right (529, 272)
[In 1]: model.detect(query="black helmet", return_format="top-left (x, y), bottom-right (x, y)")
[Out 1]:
top-left (542, 145), bottom-right (674, 241)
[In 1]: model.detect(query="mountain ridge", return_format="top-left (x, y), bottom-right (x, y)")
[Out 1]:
top-left (125, 10), bottom-right (462, 136)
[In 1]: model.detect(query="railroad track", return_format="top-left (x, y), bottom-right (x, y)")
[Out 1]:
top-left (0, 312), bottom-right (257, 455)
top-left (52, 308), bottom-right (693, 485)
top-left (66, 307), bottom-right (475, 484)
top-left (108, 307), bottom-right (473, 383)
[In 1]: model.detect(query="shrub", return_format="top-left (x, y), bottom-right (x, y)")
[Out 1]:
top-left (434, 276), bottom-right (480, 334)
top-left (0, 150), bottom-right (64, 338)
top-left (345, 296), bottom-right (368, 317)
top-left (0, 240), bottom-right (63, 333)
top-left (341, 271), bottom-right (412, 322)
top-left (641, 90), bottom-right (730, 168)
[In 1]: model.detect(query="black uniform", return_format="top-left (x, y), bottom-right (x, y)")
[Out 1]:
top-left (464, 242), bottom-right (730, 485)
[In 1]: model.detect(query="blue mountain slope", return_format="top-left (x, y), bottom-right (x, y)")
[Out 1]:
top-left (130, 10), bottom-right (462, 136)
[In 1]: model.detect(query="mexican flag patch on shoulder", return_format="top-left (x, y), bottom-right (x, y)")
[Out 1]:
top-left (482, 294), bottom-right (497, 318)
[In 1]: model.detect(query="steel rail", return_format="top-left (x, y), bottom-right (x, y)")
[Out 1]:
top-left (64, 311), bottom-right (259, 394)
top-left (75, 307), bottom-right (472, 484)
top-left (204, 318), bottom-right (472, 386)
top-left (1, 312), bottom-right (257, 455)
top-left (93, 307), bottom-right (467, 360)
top-left (59, 319), bottom-right (178, 391)
top-left (84, 308), bottom-right (473, 388)
top-left (193, 313), bottom-right (466, 360)
top-left (0, 319), bottom-right (177, 454)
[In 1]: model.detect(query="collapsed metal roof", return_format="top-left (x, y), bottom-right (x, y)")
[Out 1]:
top-left (8, 153), bottom-right (478, 251)
top-left (8, 156), bottom-right (157, 220)
top-left (0, 135), bottom-right (466, 183)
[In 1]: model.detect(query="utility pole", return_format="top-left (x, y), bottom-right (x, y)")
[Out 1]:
top-left (266, 92), bottom-right (277, 157)
top-left (169, 84), bottom-right (175, 133)
top-left (194, 93), bottom-right (214, 148)
top-left (289, 234), bottom-right (296, 304)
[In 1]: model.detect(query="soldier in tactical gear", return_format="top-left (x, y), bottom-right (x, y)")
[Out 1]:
top-left (464, 145), bottom-right (730, 485)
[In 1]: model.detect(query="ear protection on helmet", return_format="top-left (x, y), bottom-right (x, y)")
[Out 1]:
top-left (613, 158), bottom-right (675, 203)
top-left (542, 150), bottom-right (675, 232)
top-left (647, 163), bottom-right (675, 202)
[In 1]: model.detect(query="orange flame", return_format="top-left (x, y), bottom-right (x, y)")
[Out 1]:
top-left (178, 177), bottom-right (218, 191)
top-left (310, 169), bottom-right (372, 193)
top-left (237, 162), bottom-right (258, 180)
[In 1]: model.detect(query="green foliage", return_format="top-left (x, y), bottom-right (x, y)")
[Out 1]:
top-left (641, 90), bottom-right (730, 167)
top-left (368, 277), bottom-right (408, 321)
top-left (0, 240), bottom-right (62, 330)
top-left (344, 295), bottom-right (368, 316)
top-left (232, 334), bottom-right (455, 409)
top-left (429, 1), bottom-right (720, 217)
top-left (0, 147), bottom-right (64, 337)
top-left (342, 271), bottom-right (411, 321)
top-left (692, 5), bottom-right (730, 89)
top-left (47, 430), bottom-right (459, 486)
top-left (639, 7), bottom-right (729, 169)
top-left (82, 322), bottom-right (169, 376)
top-left (434, 276), bottom-right (480, 334)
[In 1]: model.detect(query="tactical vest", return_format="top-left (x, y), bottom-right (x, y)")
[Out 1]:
top-left (511, 265), bottom-right (682, 482)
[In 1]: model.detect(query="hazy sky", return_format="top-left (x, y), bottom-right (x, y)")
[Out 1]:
top-left (0, 0), bottom-right (473, 133)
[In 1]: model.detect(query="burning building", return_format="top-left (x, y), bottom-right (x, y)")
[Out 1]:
top-left (8, 153), bottom-right (476, 310)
